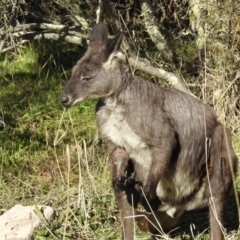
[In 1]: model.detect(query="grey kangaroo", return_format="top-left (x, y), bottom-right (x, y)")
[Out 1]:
top-left (59, 22), bottom-right (238, 240)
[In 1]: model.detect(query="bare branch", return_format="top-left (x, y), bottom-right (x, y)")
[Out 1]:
top-left (116, 52), bottom-right (191, 95)
top-left (189, 0), bottom-right (205, 49)
top-left (0, 23), bottom-right (88, 38)
top-left (12, 31), bottom-right (84, 46)
top-left (140, 0), bottom-right (173, 61)
top-left (96, 0), bottom-right (102, 24)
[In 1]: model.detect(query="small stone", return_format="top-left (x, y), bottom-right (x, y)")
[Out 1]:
top-left (0, 204), bottom-right (54, 240)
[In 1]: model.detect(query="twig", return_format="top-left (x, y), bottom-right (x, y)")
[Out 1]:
top-left (96, 0), bottom-right (102, 24)
top-left (215, 71), bottom-right (240, 107)
top-left (1, 40), bottom-right (29, 53)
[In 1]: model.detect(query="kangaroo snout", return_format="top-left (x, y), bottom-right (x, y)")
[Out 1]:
top-left (59, 93), bottom-right (72, 107)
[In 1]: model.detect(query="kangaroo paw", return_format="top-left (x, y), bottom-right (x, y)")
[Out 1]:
top-left (113, 170), bottom-right (137, 191)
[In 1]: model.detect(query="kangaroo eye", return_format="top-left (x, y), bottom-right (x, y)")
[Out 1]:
top-left (81, 76), bottom-right (93, 81)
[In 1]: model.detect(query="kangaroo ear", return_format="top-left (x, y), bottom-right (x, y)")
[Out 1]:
top-left (105, 33), bottom-right (123, 57)
top-left (90, 22), bottom-right (108, 43)
top-left (102, 33), bottom-right (123, 69)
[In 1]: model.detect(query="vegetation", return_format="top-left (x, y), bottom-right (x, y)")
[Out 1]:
top-left (0, 0), bottom-right (239, 239)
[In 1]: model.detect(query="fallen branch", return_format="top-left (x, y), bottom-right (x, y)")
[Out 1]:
top-left (0, 23), bottom-right (88, 38)
top-left (12, 31), bottom-right (84, 46)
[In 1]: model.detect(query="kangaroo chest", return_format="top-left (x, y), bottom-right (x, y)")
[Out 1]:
top-left (98, 103), bottom-right (152, 170)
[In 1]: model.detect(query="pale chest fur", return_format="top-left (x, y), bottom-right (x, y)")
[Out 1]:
top-left (98, 99), bottom-right (152, 172)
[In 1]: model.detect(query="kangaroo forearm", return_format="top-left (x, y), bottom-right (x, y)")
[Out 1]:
top-left (110, 146), bottom-right (129, 183)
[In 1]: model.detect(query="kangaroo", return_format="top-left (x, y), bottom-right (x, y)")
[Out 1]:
top-left (59, 22), bottom-right (238, 240)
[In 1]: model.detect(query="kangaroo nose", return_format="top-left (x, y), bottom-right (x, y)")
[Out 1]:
top-left (59, 94), bottom-right (70, 106)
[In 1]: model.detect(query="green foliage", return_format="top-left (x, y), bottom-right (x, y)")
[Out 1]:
top-left (0, 42), bottom-right (94, 166)
top-left (169, 39), bottom-right (198, 64)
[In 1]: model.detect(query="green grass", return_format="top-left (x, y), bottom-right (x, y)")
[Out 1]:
top-left (0, 43), bottom-right (240, 240)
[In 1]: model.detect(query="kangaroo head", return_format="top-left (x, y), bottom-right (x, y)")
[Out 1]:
top-left (59, 22), bottom-right (122, 108)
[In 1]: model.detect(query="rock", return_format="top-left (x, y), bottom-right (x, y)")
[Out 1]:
top-left (0, 204), bottom-right (54, 240)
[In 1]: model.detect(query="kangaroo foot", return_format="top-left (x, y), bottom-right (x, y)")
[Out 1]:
top-left (141, 194), bottom-right (161, 212)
